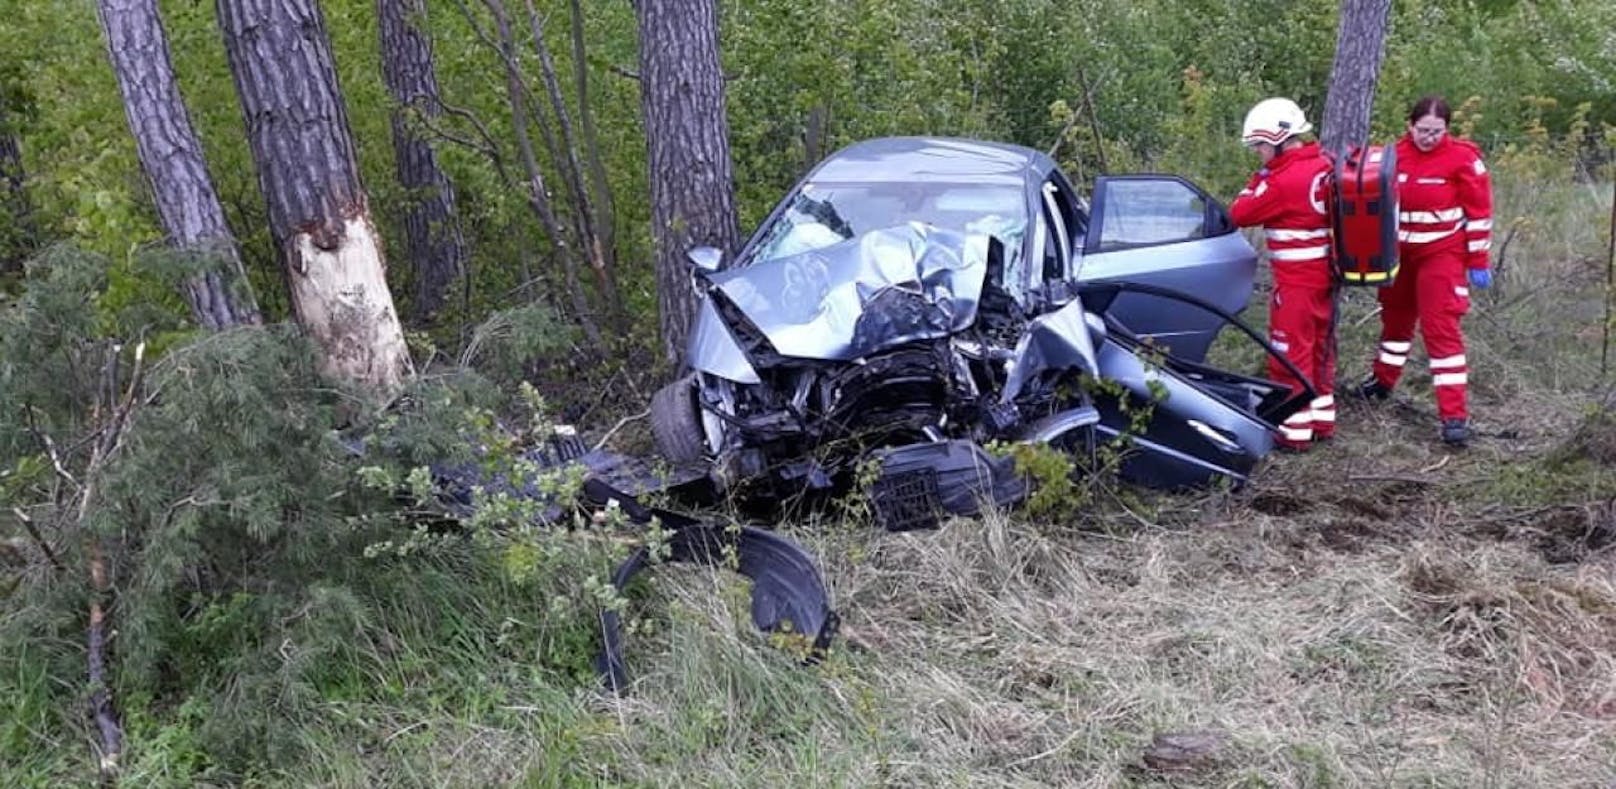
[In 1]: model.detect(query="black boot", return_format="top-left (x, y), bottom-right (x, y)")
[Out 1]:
top-left (1355, 376), bottom-right (1391, 402)
top-left (1440, 418), bottom-right (1470, 447)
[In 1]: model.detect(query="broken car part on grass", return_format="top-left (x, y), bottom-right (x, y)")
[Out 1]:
top-left (589, 479), bottom-right (839, 693)
top-left (417, 439), bottom-right (839, 693)
top-left (652, 136), bottom-right (1314, 515)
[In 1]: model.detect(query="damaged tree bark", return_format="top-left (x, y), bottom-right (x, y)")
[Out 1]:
top-left (634, 0), bottom-right (741, 365)
top-left (378, 0), bottom-right (466, 323)
top-left (218, 0), bottom-right (413, 399)
top-left (95, 0), bottom-right (261, 329)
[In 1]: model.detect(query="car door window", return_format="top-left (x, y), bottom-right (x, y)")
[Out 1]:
top-left (1093, 179), bottom-right (1209, 251)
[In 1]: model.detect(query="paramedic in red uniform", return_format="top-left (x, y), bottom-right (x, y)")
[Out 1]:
top-left (1229, 98), bottom-right (1335, 451)
top-left (1357, 95), bottom-right (1493, 447)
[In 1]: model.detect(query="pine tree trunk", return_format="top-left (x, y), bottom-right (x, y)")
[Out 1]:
top-left (1320, 0), bottom-right (1393, 155)
top-left (378, 0), bottom-right (465, 323)
top-left (218, 0), bottom-right (413, 399)
top-left (95, 0), bottom-right (261, 329)
top-left (635, 0), bottom-right (740, 366)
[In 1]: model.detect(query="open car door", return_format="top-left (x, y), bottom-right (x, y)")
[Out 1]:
top-left (1076, 281), bottom-right (1313, 489)
top-left (1075, 175), bottom-right (1256, 363)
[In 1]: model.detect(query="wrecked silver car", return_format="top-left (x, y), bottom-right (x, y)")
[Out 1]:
top-left (651, 137), bottom-right (1312, 506)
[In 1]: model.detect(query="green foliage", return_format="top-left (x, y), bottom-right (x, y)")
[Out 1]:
top-left (458, 303), bottom-right (579, 390)
top-left (0, 247), bottom-right (623, 780)
top-left (1000, 440), bottom-right (1085, 521)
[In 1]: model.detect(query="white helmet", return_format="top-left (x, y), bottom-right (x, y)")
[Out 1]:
top-left (1241, 98), bottom-right (1313, 146)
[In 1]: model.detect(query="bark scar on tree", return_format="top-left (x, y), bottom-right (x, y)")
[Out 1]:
top-left (298, 217), bottom-right (347, 253)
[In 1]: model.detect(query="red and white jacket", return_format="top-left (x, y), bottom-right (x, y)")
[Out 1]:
top-left (1393, 134), bottom-right (1493, 269)
top-left (1229, 142), bottom-right (1333, 288)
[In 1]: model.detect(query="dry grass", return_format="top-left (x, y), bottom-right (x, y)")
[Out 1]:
top-left (578, 413), bottom-right (1616, 787)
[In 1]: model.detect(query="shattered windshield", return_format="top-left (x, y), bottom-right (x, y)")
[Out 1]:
top-left (742, 181), bottom-right (1027, 274)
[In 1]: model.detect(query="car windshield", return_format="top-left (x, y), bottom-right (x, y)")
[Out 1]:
top-left (740, 181), bottom-right (1027, 272)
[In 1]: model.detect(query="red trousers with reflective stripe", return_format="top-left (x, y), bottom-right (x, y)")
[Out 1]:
top-left (1269, 280), bottom-right (1337, 441)
top-left (1370, 246), bottom-right (1470, 420)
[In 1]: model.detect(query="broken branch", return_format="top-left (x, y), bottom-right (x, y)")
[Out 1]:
top-left (11, 506), bottom-right (63, 571)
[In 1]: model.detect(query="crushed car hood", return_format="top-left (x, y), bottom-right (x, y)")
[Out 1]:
top-left (705, 222), bottom-right (989, 363)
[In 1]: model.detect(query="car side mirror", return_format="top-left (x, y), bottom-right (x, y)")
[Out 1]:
top-left (687, 246), bottom-right (724, 273)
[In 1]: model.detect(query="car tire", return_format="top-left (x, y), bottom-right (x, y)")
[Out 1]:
top-left (651, 375), bottom-right (708, 463)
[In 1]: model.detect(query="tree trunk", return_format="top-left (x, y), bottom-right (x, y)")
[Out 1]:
top-left (95, 0), bottom-right (261, 329)
top-left (218, 0), bottom-right (412, 399)
top-left (1320, 0), bottom-right (1393, 156)
top-left (480, 0), bottom-right (603, 347)
top-left (378, 0), bottom-right (466, 323)
top-left (0, 93), bottom-right (35, 274)
top-left (523, 0), bottom-right (621, 322)
top-left (635, 0), bottom-right (741, 366)
top-left (569, 0), bottom-right (619, 311)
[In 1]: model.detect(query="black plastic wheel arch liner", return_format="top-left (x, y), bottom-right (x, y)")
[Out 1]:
top-left (590, 480), bottom-right (838, 693)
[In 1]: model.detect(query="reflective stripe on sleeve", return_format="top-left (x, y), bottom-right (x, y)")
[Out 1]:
top-left (1399, 208), bottom-right (1464, 223)
top-left (1468, 239), bottom-right (1491, 252)
top-left (1266, 228), bottom-right (1330, 241)
top-left (1399, 228), bottom-right (1459, 244)
top-left (1467, 218), bottom-right (1493, 231)
top-left (1270, 245), bottom-right (1330, 262)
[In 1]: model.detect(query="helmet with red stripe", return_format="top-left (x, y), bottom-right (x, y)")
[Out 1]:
top-left (1241, 98), bottom-right (1313, 147)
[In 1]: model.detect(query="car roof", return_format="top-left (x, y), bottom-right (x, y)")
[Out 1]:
top-left (807, 137), bottom-right (1053, 185)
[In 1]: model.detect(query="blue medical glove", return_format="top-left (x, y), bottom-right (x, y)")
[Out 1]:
top-left (1468, 269), bottom-right (1492, 290)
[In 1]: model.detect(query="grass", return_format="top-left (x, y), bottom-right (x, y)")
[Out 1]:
top-left (4, 172), bottom-right (1615, 787)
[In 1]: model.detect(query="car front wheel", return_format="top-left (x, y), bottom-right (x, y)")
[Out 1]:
top-left (650, 374), bottom-right (708, 463)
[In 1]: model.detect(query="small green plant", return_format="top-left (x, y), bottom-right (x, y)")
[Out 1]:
top-left (997, 440), bottom-right (1085, 521)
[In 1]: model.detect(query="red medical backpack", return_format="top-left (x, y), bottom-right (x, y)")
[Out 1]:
top-left (1327, 144), bottom-right (1401, 286)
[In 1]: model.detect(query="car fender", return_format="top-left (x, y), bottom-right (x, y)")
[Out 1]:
top-left (999, 300), bottom-right (1101, 404)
